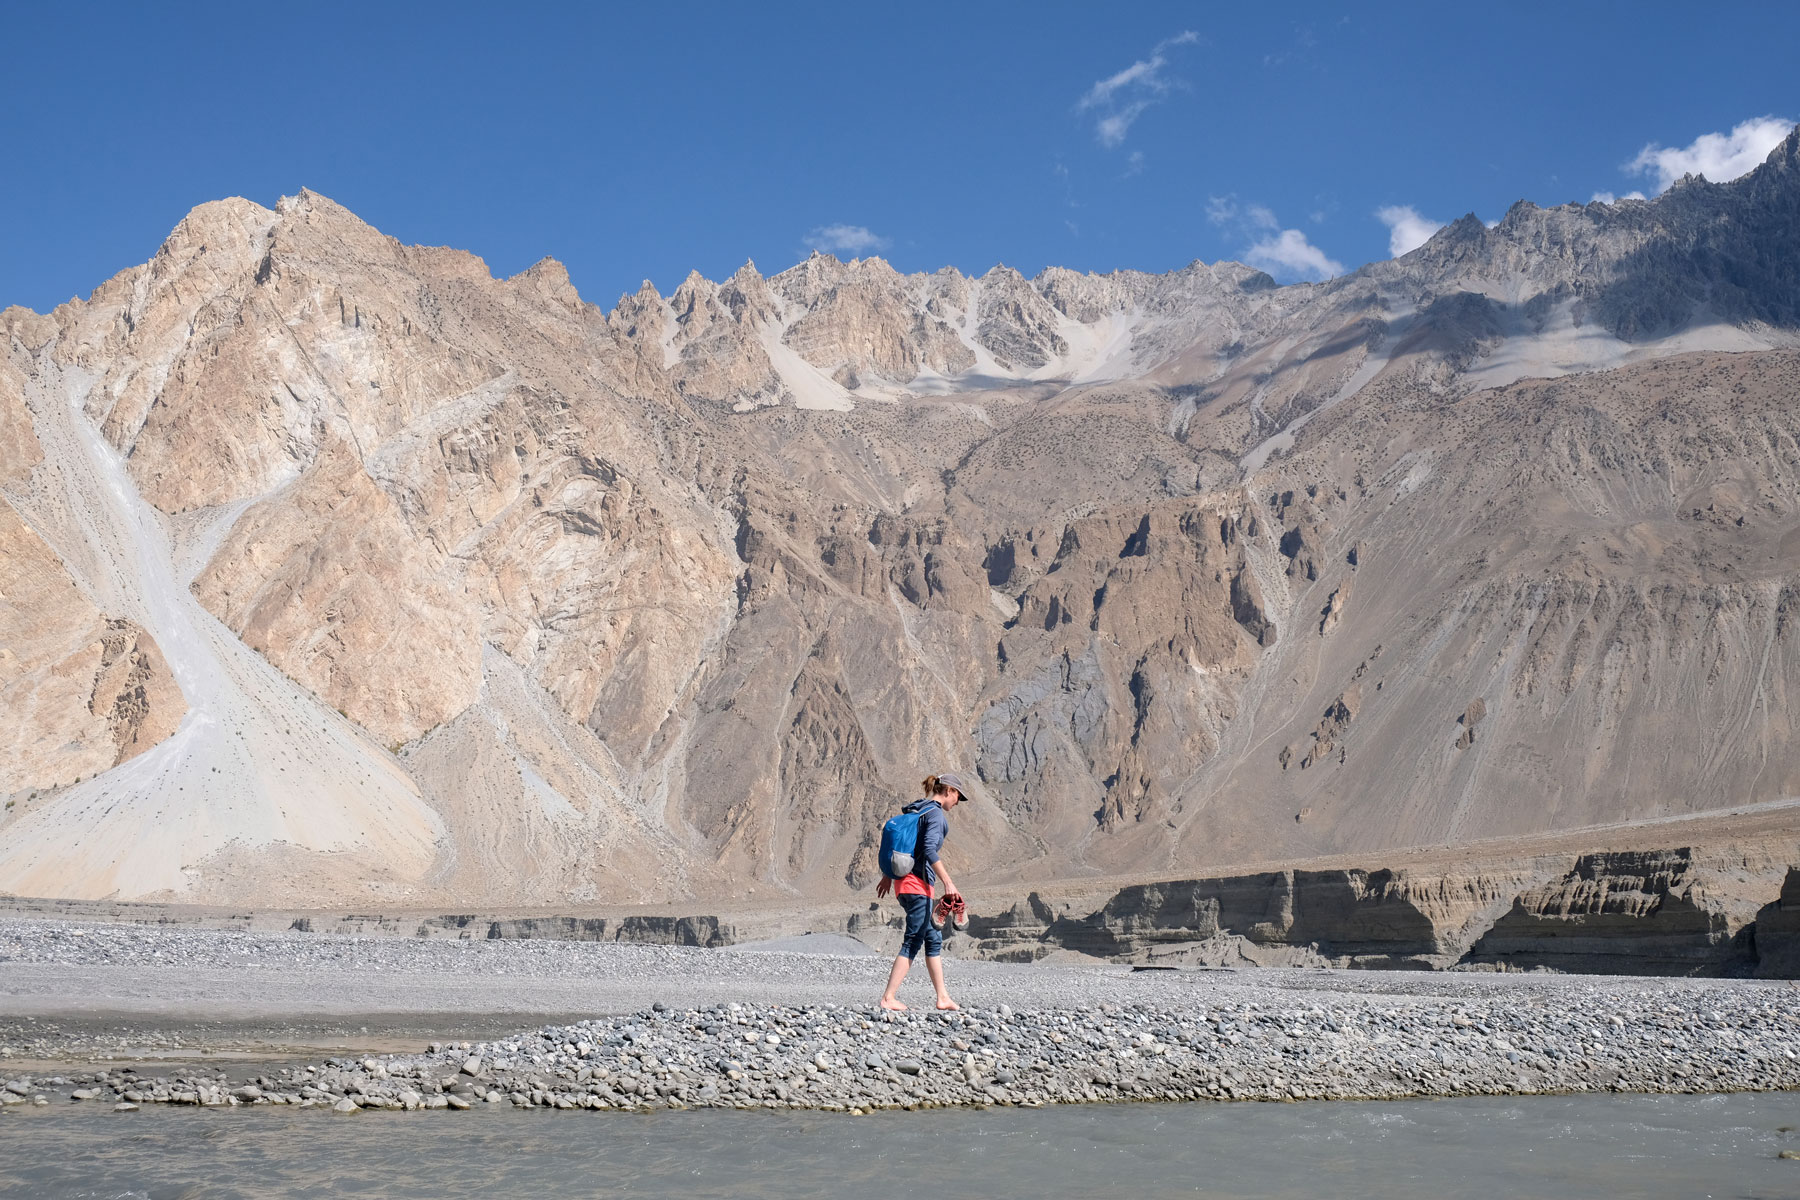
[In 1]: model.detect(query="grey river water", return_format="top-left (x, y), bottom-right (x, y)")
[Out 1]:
top-left (4, 1092), bottom-right (1799, 1199)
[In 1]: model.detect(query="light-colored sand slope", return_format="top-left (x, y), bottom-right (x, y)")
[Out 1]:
top-left (0, 354), bottom-right (441, 901)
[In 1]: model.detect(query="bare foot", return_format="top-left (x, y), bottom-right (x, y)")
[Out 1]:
top-left (880, 998), bottom-right (909, 1011)
top-left (936, 998), bottom-right (960, 1011)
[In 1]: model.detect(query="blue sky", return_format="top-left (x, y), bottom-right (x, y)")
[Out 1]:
top-left (3, 2), bottom-right (1796, 313)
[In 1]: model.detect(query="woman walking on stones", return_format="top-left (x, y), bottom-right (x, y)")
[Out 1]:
top-left (876, 772), bottom-right (968, 1011)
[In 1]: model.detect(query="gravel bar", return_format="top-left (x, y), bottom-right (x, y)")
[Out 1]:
top-left (5, 918), bottom-right (1800, 1113)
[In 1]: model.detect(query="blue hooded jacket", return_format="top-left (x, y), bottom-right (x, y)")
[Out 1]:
top-left (900, 797), bottom-right (949, 888)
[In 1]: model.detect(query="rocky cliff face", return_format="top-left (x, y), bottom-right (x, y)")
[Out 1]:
top-left (1465, 850), bottom-right (1754, 973)
top-left (968, 867), bottom-right (1524, 967)
top-left (965, 837), bottom-right (1795, 975)
top-left (4, 130), bottom-right (1800, 906)
top-left (1753, 868), bottom-right (1800, 979)
top-left (0, 505), bottom-right (183, 795)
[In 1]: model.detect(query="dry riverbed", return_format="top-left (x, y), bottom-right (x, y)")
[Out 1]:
top-left (3, 919), bottom-right (1800, 1114)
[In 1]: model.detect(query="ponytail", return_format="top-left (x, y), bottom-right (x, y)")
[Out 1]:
top-left (921, 775), bottom-right (943, 797)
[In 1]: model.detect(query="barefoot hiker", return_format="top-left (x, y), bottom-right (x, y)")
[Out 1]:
top-left (875, 773), bottom-right (969, 1011)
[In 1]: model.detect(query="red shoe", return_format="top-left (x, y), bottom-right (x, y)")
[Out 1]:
top-left (934, 893), bottom-right (968, 930)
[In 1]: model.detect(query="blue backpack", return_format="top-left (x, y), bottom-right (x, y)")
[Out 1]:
top-left (878, 807), bottom-right (923, 879)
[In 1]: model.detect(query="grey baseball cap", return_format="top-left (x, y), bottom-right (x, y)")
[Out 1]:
top-left (937, 771), bottom-right (969, 794)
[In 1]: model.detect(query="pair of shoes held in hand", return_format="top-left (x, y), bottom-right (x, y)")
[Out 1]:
top-left (932, 892), bottom-right (969, 930)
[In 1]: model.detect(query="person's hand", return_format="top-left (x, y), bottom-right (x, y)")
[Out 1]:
top-left (875, 877), bottom-right (892, 899)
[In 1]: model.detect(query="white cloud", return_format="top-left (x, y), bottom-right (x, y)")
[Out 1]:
top-left (1245, 229), bottom-right (1344, 282)
top-left (1589, 190), bottom-right (1646, 205)
top-left (1374, 204), bottom-right (1445, 257)
top-left (1210, 196), bottom-right (1340, 281)
top-left (1627, 116), bottom-right (1793, 193)
top-left (1124, 150), bottom-right (1146, 176)
top-left (803, 224), bottom-right (890, 255)
top-left (1077, 31), bottom-right (1198, 149)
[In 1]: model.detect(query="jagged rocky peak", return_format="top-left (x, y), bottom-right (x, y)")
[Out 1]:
top-left (1768, 122), bottom-right (1800, 173)
top-left (1035, 265), bottom-right (1132, 323)
top-left (608, 279), bottom-right (667, 339)
top-left (267, 188), bottom-right (404, 265)
top-left (719, 260), bottom-right (777, 325)
top-left (598, 266), bottom-right (790, 408)
top-left (1422, 213), bottom-right (1488, 250)
top-left (770, 250), bottom-right (855, 307)
top-left (975, 265), bottom-right (1068, 371)
top-left (846, 254), bottom-right (906, 285)
top-left (158, 195), bottom-right (279, 264)
top-left (275, 185), bottom-right (340, 214)
top-left (509, 257), bottom-right (583, 311)
top-left (786, 271), bottom-right (974, 383)
top-left (669, 268), bottom-right (717, 319)
top-left (921, 265), bottom-right (972, 315)
top-left (512, 255), bottom-right (573, 283)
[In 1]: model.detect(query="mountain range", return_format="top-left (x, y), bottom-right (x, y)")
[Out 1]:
top-left (3, 127), bottom-right (1798, 906)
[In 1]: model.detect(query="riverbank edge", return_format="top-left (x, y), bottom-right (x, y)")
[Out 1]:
top-left (11, 995), bottom-right (1800, 1117)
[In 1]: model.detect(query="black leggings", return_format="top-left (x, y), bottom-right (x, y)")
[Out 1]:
top-left (898, 892), bottom-right (942, 960)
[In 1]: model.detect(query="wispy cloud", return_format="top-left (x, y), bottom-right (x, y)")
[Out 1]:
top-left (1262, 21), bottom-right (1318, 68)
top-left (803, 224), bottom-right (890, 255)
top-left (1079, 32), bottom-right (1198, 107)
top-left (1077, 31), bottom-right (1198, 149)
top-left (1589, 190), bottom-right (1646, 205)
top-left (1207, 196), bottom-right (1276, 231)
top-left (1627, 116), bottom-right (1793, 193)
top-left (1204, 195), bottom-right (1239, 226)
top-left (1051, 159), bottom-right (1081, 212)
top-left (1209, 195), bottom-right (1343, 282)
top-left (1374, 205), bottom-right (1445, 257)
